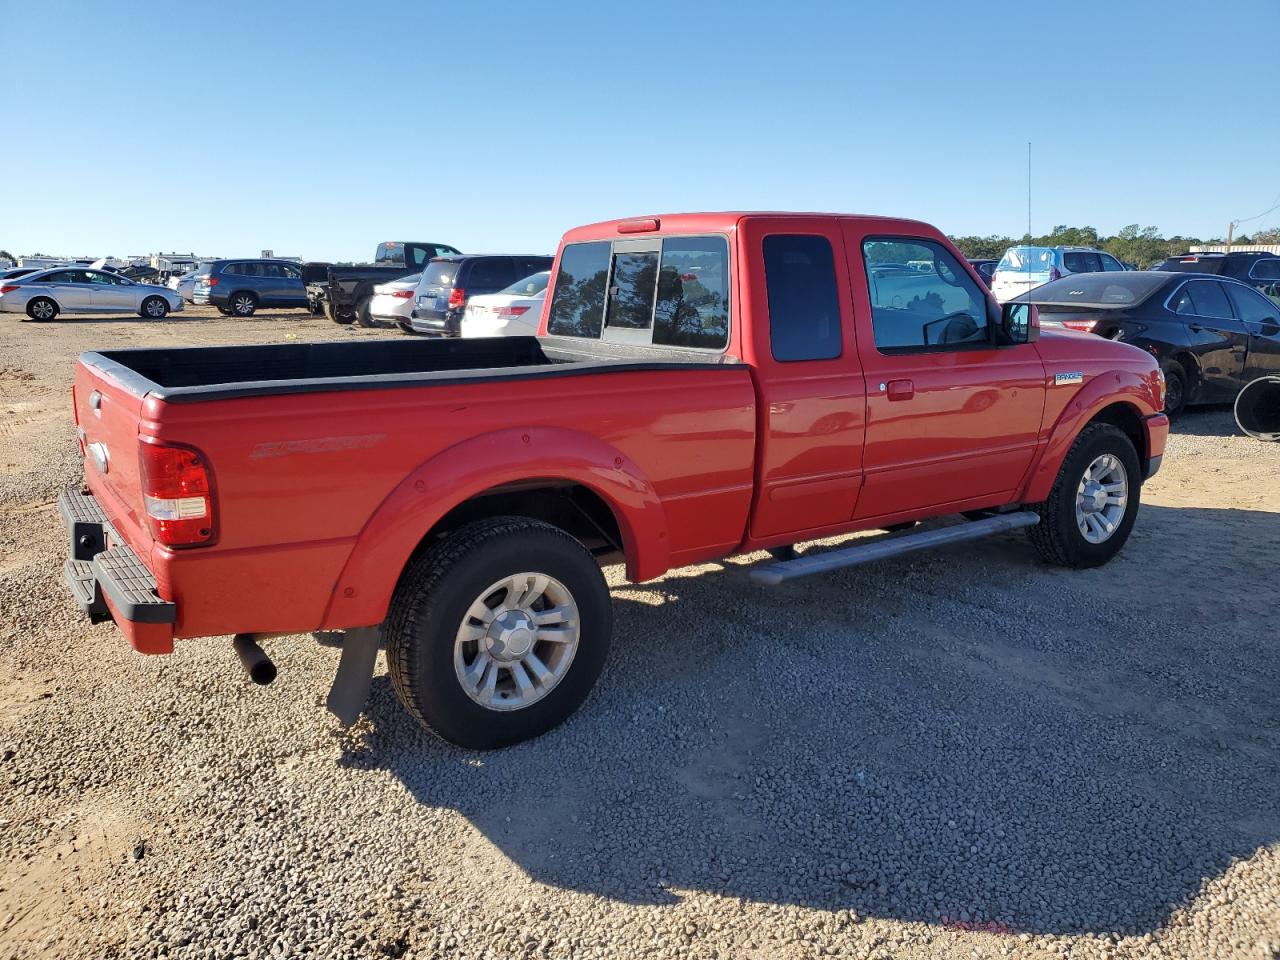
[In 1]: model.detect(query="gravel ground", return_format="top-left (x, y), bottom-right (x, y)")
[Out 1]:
top-left (1, 307), bottom-right (1278, 960)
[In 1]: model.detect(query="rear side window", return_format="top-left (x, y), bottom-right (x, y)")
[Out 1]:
top-left (467, 258), bottom-right (518, 290)
top-left (764, 235), bottom-right (841, 361)
top-left (547, 242), bottom-right (610, 338)
top-left (1252, 259), bottom-right (1280, 280)
top-left (654, 236), bottom-right (730, 349)
top-left (605, 250), bottom-right (659, 331)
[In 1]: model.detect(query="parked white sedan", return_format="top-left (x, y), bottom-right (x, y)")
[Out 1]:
top-left (369, 272), bottom-right (421, 330)
top-left (460, 271), bottom-right (549, 338)
top-left (0, 267), bottom-right (183, 320)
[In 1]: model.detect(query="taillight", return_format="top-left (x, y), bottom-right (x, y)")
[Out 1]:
top-left (205, 276), bottom-right (219, 287)
top-left (494, 306), bottom-right (530, 318)
top-left (391, 290), bottom-right (414, 299)
top-left (448, 287), bottom-right (466, 309)
top-left (1061, 319), bottom-right (1099, 333)
top-left (139, 441), bottom-right (215, 547)
top-left (1049, 267), bottom-right (1062, 281)
top-left (0, 285), bottom-right (18, 294)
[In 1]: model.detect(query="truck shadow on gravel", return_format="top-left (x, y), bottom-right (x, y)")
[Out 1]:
top-left (339, 504), bottom-right (1279, 937)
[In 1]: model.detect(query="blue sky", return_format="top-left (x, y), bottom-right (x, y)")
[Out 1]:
top-left (4, 0), bottom-right (1278, 261)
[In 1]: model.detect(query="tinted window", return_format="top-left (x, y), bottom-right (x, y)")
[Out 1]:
top-left (467, 258), bottom-right (517, 290)
top-left (1252, 259), bottom-right (1280, 280)
top-left (516, 257), bottom-right (553, 277)
top-left (605, 251), bottom-right (659, 331)
top-left (43, 270), bottom-right (78, 283)
top-left (1100, 254), bottom-right (1125, 271)
top-left (1183, 280), bottom-right (1233, 319)
top-left (864, 239), bottom-right (989, 350)
top-left (765, 235), bottom-right (841, 361)
top-left (1063, 252), bottom-right (1103, 273)
top-left (654, 236), bottom-right (730, 350)
top-left (547, 242), bottom-right (610, 338)
top-left (1225, 283), bottom-right (1278, 323)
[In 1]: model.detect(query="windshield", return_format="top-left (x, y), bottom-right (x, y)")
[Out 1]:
top-left (500, 271), bottom-right (550, 297)
top-left (1016, 273), bottom-right (1169, 307)
top-left (375, 242), bottom-right (404, 264)
top-left (998, 247), bottom-right (1056, 274)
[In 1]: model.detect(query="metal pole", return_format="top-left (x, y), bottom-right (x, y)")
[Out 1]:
top-left (1027, 141), bottom-right (1032, 240)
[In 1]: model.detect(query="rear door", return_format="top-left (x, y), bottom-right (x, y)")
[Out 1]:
top-left (1062, 251), bottom-right (1104, 275)
top-left (1170, 279), bottom-right (1249, 400)
top-left (843, 225), bottom-right (1045, 520)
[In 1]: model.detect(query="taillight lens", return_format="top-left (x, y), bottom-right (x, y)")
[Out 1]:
top-left (205, 276), bottom-right (219, 287)
top-left (448, 287), bottom-right (466, 309)
top-left (391, 290), bottom-right (414, 299)
top-left (494, 306), bottom-right (530, 318)
top-left (0, 285), bottom-right (18, 294)
top-left (139, 442), bottom-right (215, 546)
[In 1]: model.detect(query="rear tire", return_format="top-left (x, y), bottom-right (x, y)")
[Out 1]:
top-left (26, 297), bottom-right (58, 321)
top-left (386, 516), bottom-right (612, 750)
top-left (356, 297), bottom-right (386, 328)
top-left (140, 296), bottom-right (169, 319)
top-left (228, 292), bottom-right (257, 317)
top-left (326, 300), bottom-right (354, 325)
top-left (1027, 423), bottom-right (1140, 568)
top-left (1162, 362), bottom-right (1187, 418)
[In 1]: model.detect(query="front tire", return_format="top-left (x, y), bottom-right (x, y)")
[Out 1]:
top-left (26, 297), bottom-right (58, 321)
top-left (386, 516), bottom-right (612, 749)
top-left (140, 296), bottom-right (169, 319)
top-left (1027, 423), bottom-right (1141, 568)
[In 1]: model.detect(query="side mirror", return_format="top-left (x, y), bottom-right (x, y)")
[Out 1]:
top-left (1001, 302), bottom-right (1039, 344)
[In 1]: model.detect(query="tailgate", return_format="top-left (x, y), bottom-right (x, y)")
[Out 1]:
top-left (73, 359), bottom-right (154, 557)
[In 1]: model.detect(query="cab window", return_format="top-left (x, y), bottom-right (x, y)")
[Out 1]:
top-left (862, 238), bottom-right (990, 351)
top-left (764, 235), bottom-right (841, 361)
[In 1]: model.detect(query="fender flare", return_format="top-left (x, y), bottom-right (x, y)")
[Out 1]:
top-left (319, 426), bottom-right (670, 629)
top-left (1021, 370), bottom-right (1159, 503)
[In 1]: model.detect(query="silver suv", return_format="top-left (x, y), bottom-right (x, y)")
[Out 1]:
top-left (990, 245), bottom-right (1127, 303)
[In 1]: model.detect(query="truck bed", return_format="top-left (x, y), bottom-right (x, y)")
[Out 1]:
top-left (83, 335), bottom-right (733, 403)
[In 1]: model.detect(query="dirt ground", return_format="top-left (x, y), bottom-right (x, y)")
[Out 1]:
top-left (0, 306), bottom-right (1277, 959)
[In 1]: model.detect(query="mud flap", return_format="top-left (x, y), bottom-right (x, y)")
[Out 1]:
top-left (324, 627), bottom-right (381, 726)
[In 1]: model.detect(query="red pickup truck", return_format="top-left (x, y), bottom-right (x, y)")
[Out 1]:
top-left (61, 212), bottom-right (1168, 749)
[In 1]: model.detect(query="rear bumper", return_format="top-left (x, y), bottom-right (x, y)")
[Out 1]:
top-left (58, 488), bottom-right (175, 654)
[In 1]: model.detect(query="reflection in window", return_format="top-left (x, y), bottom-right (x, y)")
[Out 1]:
top-left (863, 239), bottom-right (989, 350)
top-left (605, 252), bottom-right (658, 330)
top-left (547, 242), bottom-right (610, 338)
top-left (654, 236), bottom-right (729, 349)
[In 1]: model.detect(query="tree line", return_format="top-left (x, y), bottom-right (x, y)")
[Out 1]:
top-left (949, 225), bottom-right (1280, 268)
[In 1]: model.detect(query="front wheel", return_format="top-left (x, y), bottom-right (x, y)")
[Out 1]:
top-left (386, 516), bottom-right (612, 749)
top-left (1027, 422), bottom-right (1141, 568)
top-left (26, 297), bottom-right (58, 321)
top-left (140, 296), bottom-right (169, 319)
top-left (1162, 362), bottom-right (1187, 418)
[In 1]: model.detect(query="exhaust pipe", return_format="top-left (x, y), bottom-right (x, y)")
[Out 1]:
top-left (1235, 375), bottom-right (1280, 442)
top-left (232, 633), bottom-right (277, 685)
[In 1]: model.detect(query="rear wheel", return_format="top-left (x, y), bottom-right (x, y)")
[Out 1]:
top-left (326, 300), bottom-right (354, 325)
top-left (1027, 423), bottom-right (1140, 568)
top-left (26, 297), bottom-right (58, 321)
top-left (228, 292), bottom-right (257, 317)
top-left (140, 296), bottom-right (169, 319)
top-left (386, 516), bottom-right (612, 749)
top-left (1162, 362), bottom-right (1187, 418)
top-left (356, 297), bottom-right (386, 328)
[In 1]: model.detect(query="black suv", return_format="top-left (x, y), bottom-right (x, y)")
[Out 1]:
top-left (407, 254), bottom-right (553, 335)
top-left (194, 259), bottom-right (308, 316)
top-left (1154, 251), bottom-right (1280, 301)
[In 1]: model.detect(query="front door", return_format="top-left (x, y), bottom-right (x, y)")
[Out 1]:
top-left (1170, 279), bottom-right (1249, 400)
top-left (86, 271), bottom-right (135, 311)
top-left (1225, 281), bottom-right (1280, 381)
top-left (842, 225), bottom-right (1045, 520)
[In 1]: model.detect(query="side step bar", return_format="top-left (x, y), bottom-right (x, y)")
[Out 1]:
top-left (750, 512), bottom-right (1040, 586)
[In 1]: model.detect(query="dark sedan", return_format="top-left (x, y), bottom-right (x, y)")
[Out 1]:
top-left (1015, 272), bottom-right (1280, 416)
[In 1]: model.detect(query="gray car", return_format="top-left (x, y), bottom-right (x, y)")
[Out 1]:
top-left (0, 267), bottom-right (183, 320)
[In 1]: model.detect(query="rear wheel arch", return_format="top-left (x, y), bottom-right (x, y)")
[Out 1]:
top-left (1169, 352), bottom-right (1200, 402)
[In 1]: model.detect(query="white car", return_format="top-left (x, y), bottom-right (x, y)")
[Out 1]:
top-left (0, 267), bottom-right (183, 320)
top-left (990, 245), bottom-right (1128, 303)
top-left (368, 273), bottom-right (421, 329)
top-left (460, 271), bottom-right (550, 338)
top-left (168, 267), bottom-right (211, 303)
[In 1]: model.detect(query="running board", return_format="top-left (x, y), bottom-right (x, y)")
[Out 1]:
top-left (750, 512), bottom-right (1040, 586)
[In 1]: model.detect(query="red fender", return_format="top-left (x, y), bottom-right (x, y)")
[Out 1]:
top-left (319, 426), bottom-right (669, 629)
top-left (1021, 370), bottom-right (1161, 504)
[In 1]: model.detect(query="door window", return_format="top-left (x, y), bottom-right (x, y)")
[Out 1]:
top-left (1099, 254), bottom-right (1125, 271)
top-left (43, 271), bottom-right (78, 283)
top-left (84, 271), bottom-right (118, 285)
top-left (1063, 251), bottom-right (1103, 273)
top-left (1181, 280), bottom-right (1233, 319)
top-left (1225, 282), bottom-right (1278, 324)
top-left (764, 235), bottom-right (842, 361)
top-left (1250, 259), bottom-right (1280, 281)
top-left (862, 238), bottom-right (990, 351)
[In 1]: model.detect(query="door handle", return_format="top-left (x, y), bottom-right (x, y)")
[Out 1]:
top-left (884, 379), bottom-right (915, 401)
top-left (1188, 323), bottom-right (1204, 333)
